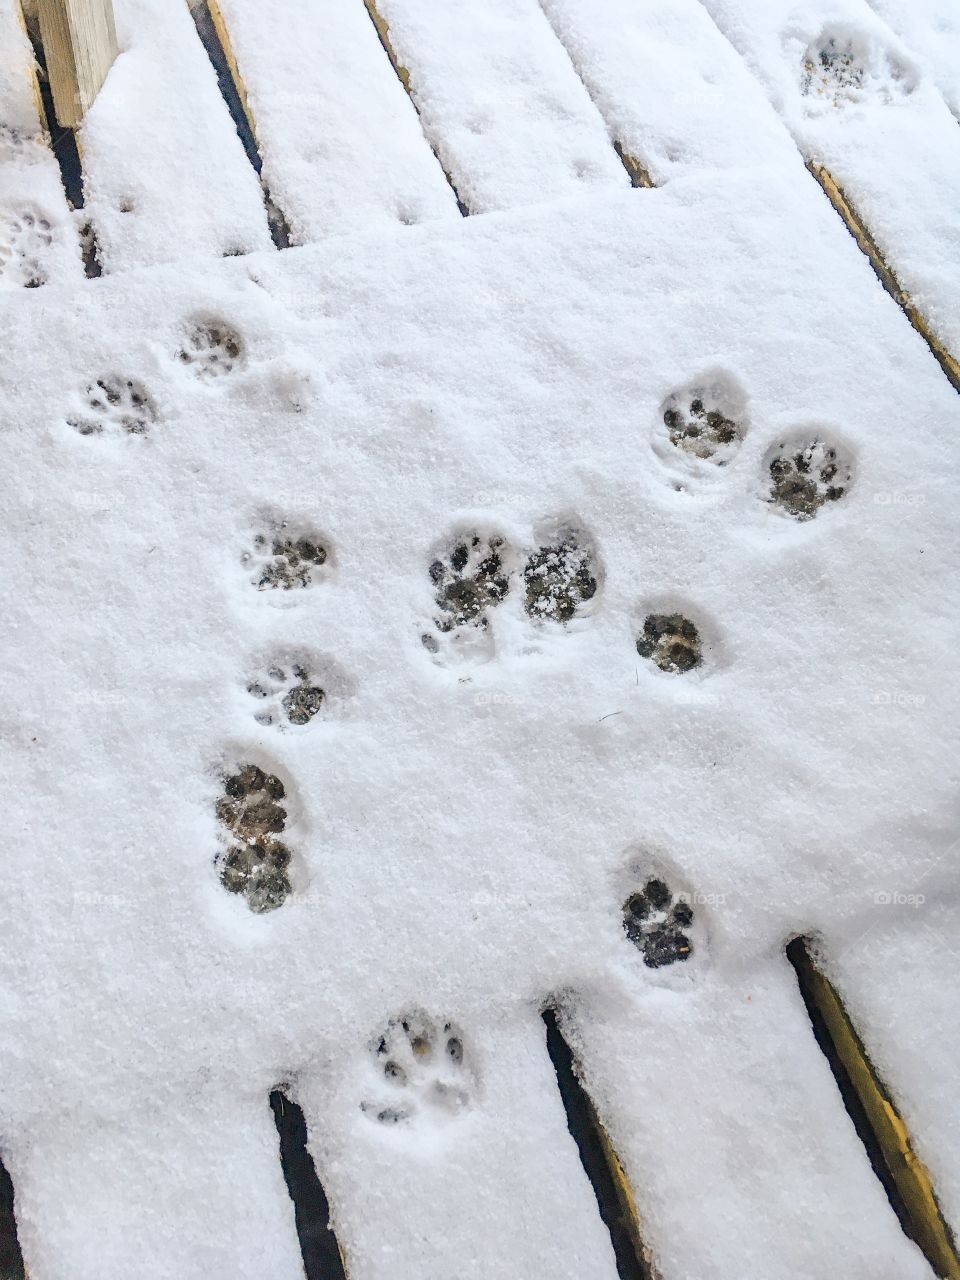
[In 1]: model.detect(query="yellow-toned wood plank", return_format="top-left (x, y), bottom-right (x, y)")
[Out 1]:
top-left (36, 0), bottom-right (116, 126)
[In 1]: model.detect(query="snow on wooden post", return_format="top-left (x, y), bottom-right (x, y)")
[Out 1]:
top-left (36, 0), bottom-right (118, 128)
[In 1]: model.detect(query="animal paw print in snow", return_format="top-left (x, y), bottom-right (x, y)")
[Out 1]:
top-left (247, 663), bottom-right (325, 727)
top-left (178, 320), bottom-right (244, 380)
top-left (766, 438), bottom-right (851, 520)
top-left (424, 533), bottom-right (510, 645)
top-left (362, 1013), bottom-right (473, 1126)
top-left (636, 613), bottom-right (702, 674)
top-left (662, 390), bottom-right (744, 465)
top-left (67, 376), bottom-right (157, 437)
top-left (800, 30), bottom-right (914, 108)
top-left (523, 529), bottom-right (598, 623)
top-left (216, 763), bottom-right (292, 913)
top-left (245, 524), bottom-right (330, 591)
top-left (623, 879), bottom-right (694, 968)
top-left (0, 209), bottom-right (52, 289)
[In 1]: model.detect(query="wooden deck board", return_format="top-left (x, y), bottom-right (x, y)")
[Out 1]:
top-left (207, 0), bottom-right (460, 244)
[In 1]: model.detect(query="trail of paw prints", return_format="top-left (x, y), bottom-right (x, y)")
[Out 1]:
top-left (800, 27), bottom-right (916, 109)
top-left (636, 612), bottom-right (703, 674)
top-left (67, 376), bottom-right (158, 437)
top-left (246, 661), bottom-right (326, 728)
top-left (765, 437), bottom-right (852, 520)
top-left (243, 519), bottom-right (331, 591)
top-left (361, 1013), bottom-right (474, 1127)
top-left (623, 878), bottom-right (694, 968)
top-left (0, 209), bottom-right (53, 289)
top-left (523, 523), bottom-right (599, 623)
top-left (215, 763), bottom-right (293, 913)
top-left (177, 319), bottom-right (244, 380)
top-left (422, 532), bottom-right (511, 660)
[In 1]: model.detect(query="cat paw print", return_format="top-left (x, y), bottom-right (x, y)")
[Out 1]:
top-left (361, 1013), bottom-right (474, 1127)
top-left (623, 879), bottom-right (694, 968)
top-left (523, 525), bottom-right (599, 623)
top-left (243, 521), bottom-right (331, 591)
top-left (0, 209), bottom-right (53, 289)
top-left (67, 376), bottom-right (157, 437)
top-left (177, 319), bottom-right (244, 380)
top-left (215, 763), bottom-right (292, 913)
top-left (246, 662), bottom-right (326, 728)
top-left (765, 437), bottom-right (852, 520)
top-left (422, 532), bottom-right (511, 656)
top-left (636, 613), bottom-right (703, 674)
top-left (661, 387), bottom-right (745, 466)
top-left (800, 28), bottom-right (916, 109)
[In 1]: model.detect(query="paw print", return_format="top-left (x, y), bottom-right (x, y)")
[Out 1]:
top-left (243, 522), bottom-right (331, 591)
top-left (0, 209), bottom-right (53, 289)
top-left (66, 376), bottom-right (157, 437)
top-left (215, 763), bottom-right (292, 913)
top-left (361, 1013), bottom-right (474, 1127)
top-left (800, 29), bottom-right (915, 108)
top-left (246, 662), bottom-right (326, 728)
top-left (661, 388), bottom-right (744, 466)
top-left (523, 527), bottom-right (598, 623)
top-left (177, 320), bottom-right (244, 380)
top-left (623, 879), bottom-right (694, 968)
top-left (636, 613), bottom-right (703, 674)
top-left (765, 437), bottom-right (852, 520)
top-left (422, 533), bottom-right (511, 650)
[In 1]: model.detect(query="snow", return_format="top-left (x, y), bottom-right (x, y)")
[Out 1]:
top-left (2, 159), bottom-right (958, 1278)
top-left (0, 0), bottom-right (82, 289)
top-left (76, 0), bottom-right (272, 271)
top-left (367, 0), bottom-right (628, 211)
top-left (210, 0), bottom-right (460, 243)
top-left (863, 0), bottom-right (960, 118)
top-left (2, 1), bottom-right (960, 1277)
top-left (699, 0), bottom-right (960, 361)
top-left (538, 0), bottom-right (799, 183)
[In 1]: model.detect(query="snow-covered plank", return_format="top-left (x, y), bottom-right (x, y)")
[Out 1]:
top-left (298, 1011), bottom-right (619, 1280)
top-left (206, 0), bottom-right (460, 244)
top-left (697, 0), bottom-right (960, 383)
top-left (10, 1093), bottom-right (305, 1280)
top-left (365, 0), bottom-right (629, 212)
top-left (0, 0), bottom-right (83, 288)
top-left (538, 0), bottom-right (800, 185)
top-left (560, 963), bottom-right (932, 1278)
top-left (74, 0), bottom-right (272, 272)
top-left (0, 164), bottom-right (958, 1279)
top-left (864, 0), bottom-right (960, 119)
top-left (816, 910), bottom-right (960, 1241)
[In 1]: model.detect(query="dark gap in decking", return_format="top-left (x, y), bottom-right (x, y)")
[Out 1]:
top-left (360, 0), bottom-right (469, 216)
top-left (270, 1089), bottom-right (347, 1280)
top-left (21, 10), bottom-right (101, 277)
top-left (787, 937), bottom-right (960, 1280)
top-left (0, 1156), bottom-right (26, 1280)
top-left (542, 1008), bottom-right (653, 1280)
top-left (188, 0), bottom-right (292, 248)
top-left (806, 162), bottom-right (960, 395)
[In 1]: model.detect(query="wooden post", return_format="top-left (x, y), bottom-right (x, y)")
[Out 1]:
top-left (36, 0), bottom-right (118, 128)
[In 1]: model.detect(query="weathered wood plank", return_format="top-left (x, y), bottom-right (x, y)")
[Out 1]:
top-left (36, 0), bottom-right (117, 126)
